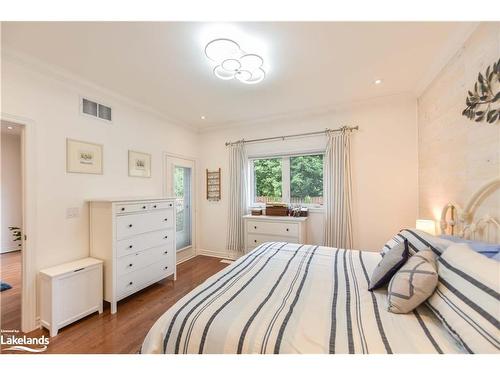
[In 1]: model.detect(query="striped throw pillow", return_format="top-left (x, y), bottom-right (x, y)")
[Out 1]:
top-left (426, 244), bottom-right (500, 353)
top-left (380, 229), bottom-right (453, 257)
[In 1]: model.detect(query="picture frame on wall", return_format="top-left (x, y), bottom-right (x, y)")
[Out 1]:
top-left (128, 150), bottom-right (151, 178)
top-left (66, 138), bottom-right (103, 174)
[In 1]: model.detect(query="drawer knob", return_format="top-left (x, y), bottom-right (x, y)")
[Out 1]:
top-left (164, 235), bottom-right (168, 239)
top-left (164, 218), bottom-right (168, 222)
top-left (128, 224), bottom-right (133, 228)
top-left (254, 226), bottom-right (257, 229)
top-left (164, 266), bottom-right (168, 270)
top-left (129, 263), bottom-right (133, 267)
top-left (121, 207), bottom-right (125, 211)
top-left (128, 281), bottom-right (133, 286)
top-left (142, 205), bottom-right (146, 209)
top-left (169, 203), bottom-right (173, 207)
top-left (164, 251), bottom-right (168, 254)
top-left (286, 228), bottom-right (289, 232)
top-left (153, 205), bottom-right (157, 208)
top-left (254, 240), bottom-right (257, 243)
top-left (129, 245), bottom-right (133, 249)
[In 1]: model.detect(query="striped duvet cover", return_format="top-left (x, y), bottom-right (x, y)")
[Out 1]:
top-left (141, 242), bottom-right (464, 354)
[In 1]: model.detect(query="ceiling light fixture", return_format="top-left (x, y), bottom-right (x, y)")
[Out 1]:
top-left (205, 38), bottom-right (266, 85)
top-left (7, 126), bottom-right (13, 130)
top-left (374, 79), bottom-right (383, 85)
top-left (201, 116), bottom-right (206, 120)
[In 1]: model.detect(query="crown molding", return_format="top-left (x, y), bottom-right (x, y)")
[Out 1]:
top-left (414, 22), bottom-right (480, 98)
top-left (198, 91), bottom-right (416, 133)
top-left (1, 45), bottom-right (199, 133)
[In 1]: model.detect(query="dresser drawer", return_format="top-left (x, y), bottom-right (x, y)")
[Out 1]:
top-left (150, 201), bottom-right (174, 210)
top-left (116, 245), bottom-right (174, 276)
top-left (247, 220), bottom-right (298, 237)
top-left (115, 203), bottom-right (150, 214)
top-left (116, 229), bottom-right (173, 257)
top-left (116, 210), bottom-right (174, 239)
top-left (117, 260), bottom-right (173, 298)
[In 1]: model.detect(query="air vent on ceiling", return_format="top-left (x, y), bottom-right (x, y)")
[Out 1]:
top-left (81, 97), bottom-right (112, 122)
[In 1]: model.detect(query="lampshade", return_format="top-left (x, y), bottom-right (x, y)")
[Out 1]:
top-left (416, 219), bottom-right (436, 236)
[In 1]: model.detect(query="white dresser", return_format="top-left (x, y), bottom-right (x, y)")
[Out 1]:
top-left (89, 198), bottom-right (176, 314)
top-left (243, 215), bottom-right (308, 252)
top-left (39, 257), bottom-right (103, 336)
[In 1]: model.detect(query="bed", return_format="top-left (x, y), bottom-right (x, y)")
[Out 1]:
top-left (141, 179), bottom-right (499, 354)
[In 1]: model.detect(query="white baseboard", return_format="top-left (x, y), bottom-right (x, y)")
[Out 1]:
top-left (196, 248), bottom-right (238, 261)
top-left (176, 253), bottom-right (197, 265)
top-left (0, 248), bottom-right (22, 254)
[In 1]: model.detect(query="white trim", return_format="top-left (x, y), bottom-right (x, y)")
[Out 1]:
top-left (1, 112), bottom-right (38, 333)
top-left (176, 253), bottom-right (197, 265)
top-left (2, 46), bottom-right (197, 132)
top-left (197, 248), bottom-right (238, 261)
top-left (163, 152), bottom-right (198, 256)
top-left (248, 152), bottom-right (325, 208)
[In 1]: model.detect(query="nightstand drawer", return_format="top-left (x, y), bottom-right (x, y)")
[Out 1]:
top-left (247, 220), bottom-right (298, 237)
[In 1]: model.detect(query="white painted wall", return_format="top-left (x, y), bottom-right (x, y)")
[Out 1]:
top-left (418, 23), bottom-right (500, 222)
top-left (1, 131), bottom-right (22, 253)
top-left (197, 94), bottom-right (419, 256)
top-left (1, 57), bottom-right (200, 271)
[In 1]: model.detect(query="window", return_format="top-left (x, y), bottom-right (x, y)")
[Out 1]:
top-left (250, 153), bottom-right (324, 207)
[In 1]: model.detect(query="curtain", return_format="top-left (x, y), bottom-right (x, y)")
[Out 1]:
top-left (324, 129), bottom-right (353, 249)
top-left (226, 142), bottom-right (248, 253)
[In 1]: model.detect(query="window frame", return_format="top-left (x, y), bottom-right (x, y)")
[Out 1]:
top-left (248, 151), bottom-right (325, 209)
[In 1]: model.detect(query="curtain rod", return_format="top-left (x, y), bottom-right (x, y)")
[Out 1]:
top-left (225, 125), bottom-right (359, 146)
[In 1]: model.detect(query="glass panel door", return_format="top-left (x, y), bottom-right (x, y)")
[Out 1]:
top-left (173, 165), bottom-right (192, 250)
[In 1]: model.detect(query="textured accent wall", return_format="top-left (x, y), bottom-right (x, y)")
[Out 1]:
top-left (418, 23), bottom-right (500, 222)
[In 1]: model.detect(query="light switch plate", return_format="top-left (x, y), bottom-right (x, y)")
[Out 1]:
top-left (66, 207), bottom-right (80, 219)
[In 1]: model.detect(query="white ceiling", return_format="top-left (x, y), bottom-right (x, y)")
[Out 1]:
top-left (1, 22), bottom-right (476, 130)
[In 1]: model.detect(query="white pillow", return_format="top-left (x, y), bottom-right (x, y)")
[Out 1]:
top-left (427, 243), bottom-right (500, 353)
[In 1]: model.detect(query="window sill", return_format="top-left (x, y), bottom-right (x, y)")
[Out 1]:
top-left (248, 205), bottom-right (325, 213)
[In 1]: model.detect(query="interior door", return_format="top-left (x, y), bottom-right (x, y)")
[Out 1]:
top-left (165, 156), bottom-right (194, 252)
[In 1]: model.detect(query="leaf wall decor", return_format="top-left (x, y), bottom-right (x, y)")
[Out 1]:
top-left (462, 58), bottom-right (500, 124)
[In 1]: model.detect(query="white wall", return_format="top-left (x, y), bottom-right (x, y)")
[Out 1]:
top-left (1, 131), bottom-right (22, 253)
top-left (197, 94), bottom-right (418, 257)
top-left (1, 57), bottom-right (200, 271)
top-left (418, 23), bottom-right (500, 222)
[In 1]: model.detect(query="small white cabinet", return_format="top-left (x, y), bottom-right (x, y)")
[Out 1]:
top-left (39, 257), bottom-right (103, 337)
top-left (89, 198), bottom-right (176, 314)
top-left (243, 215), bottom-right (308, 252)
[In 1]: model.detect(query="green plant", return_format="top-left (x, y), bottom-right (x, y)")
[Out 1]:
top-left (462, 58), bottom-right (500, 124)
top-left (9, 226), bottom-right (22, 248)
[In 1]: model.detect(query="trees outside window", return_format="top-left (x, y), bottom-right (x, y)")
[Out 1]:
top-left (251, 154), bottom-right (323, 206)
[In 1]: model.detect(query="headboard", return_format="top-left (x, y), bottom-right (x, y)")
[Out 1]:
top-left (440, 178), bottom-right (500, 243)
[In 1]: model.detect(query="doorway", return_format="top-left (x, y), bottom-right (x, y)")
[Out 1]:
top-left (1, 121), bottom-right (24, 331)
top-left (165, 156), bottom-right (195, 253)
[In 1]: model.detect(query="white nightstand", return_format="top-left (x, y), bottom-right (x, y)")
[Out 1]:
top-left (243, 215), bottom-right (308, 253)
top-left (39, 257), bottom-right (103, 337)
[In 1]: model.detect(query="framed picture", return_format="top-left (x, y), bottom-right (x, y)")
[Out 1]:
top-left (66, 138), bottom-right (103, 174)
top-left (128, 150), bottom-right (151, 178)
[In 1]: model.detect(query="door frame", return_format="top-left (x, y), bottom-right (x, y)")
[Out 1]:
top-left (1, 112), bottom-right (38, 332)
top-left (163, 152), bottom-right (197, 256)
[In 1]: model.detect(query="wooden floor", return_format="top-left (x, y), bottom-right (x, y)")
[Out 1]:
top-left (0, 250), bottom-right (22, 331)
top-left (1, 255), bottom-right (227, 354)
